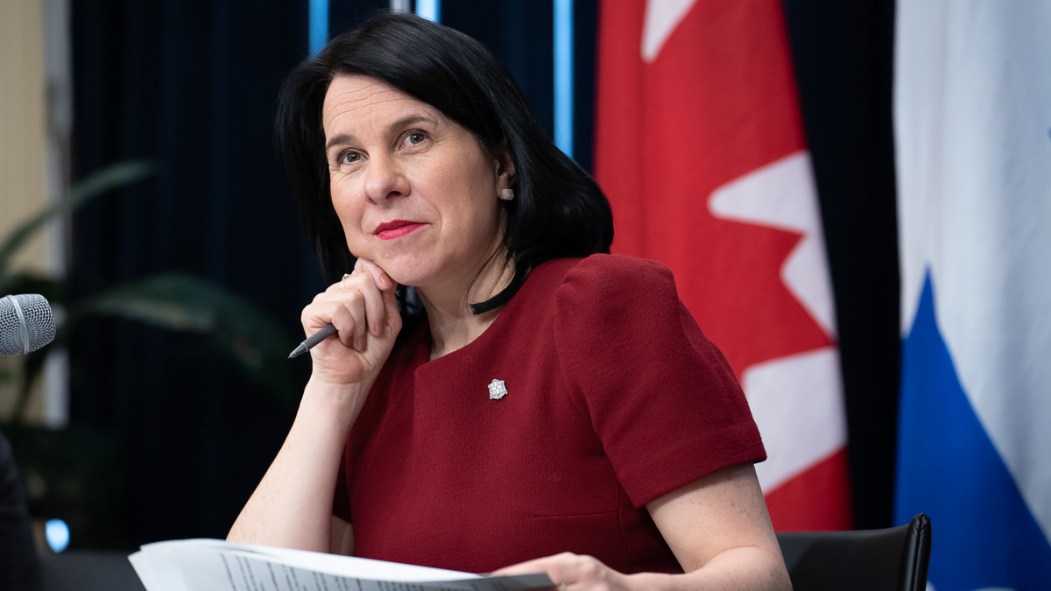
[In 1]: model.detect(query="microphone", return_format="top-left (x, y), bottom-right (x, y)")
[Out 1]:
top-left (0, 294), bottom-right (56, 356)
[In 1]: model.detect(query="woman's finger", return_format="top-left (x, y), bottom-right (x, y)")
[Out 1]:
top-left (493, 553), bottom-right (574, 581)
top-left (353, 258), bottom-right (397, 336)
top-left (355, 258), bottom-right (394, 292)
top-left (382, 284), bottom-right (402, 334)
top-left (493, 553), bottom-right (626, 591)
top-left (302, 260), bottom-right (400, 357)
top-left (306, 278), bottom-right (370, 349)
top-left (341, 288), bottom-right (368, 351)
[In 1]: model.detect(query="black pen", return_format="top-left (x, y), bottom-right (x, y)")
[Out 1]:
top-left (288, 324), bottom-right (338, 358)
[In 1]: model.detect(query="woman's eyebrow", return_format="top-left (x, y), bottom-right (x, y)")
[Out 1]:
top-left (385, 114), bottom-right (437, 135)
top-left (325, 133), bottom-right (354, 151)
top-left (325, 114), bottom-right (437, 152)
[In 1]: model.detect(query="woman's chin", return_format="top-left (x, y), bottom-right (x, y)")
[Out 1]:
top-left (382, 267), bottom-right (429, 290)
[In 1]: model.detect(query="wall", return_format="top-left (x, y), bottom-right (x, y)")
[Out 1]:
top-left (0, 0), bottom-right (50, 422)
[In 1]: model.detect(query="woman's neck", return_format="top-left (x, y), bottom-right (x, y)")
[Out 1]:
top-left (419, 251), bottom-right (515, 360)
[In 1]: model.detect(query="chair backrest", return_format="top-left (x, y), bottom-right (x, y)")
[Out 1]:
top-left (776, 513), bottom-right (931, 591)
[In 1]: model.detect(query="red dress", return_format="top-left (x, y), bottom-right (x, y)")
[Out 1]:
top-left (333, 254), bottom-right (765, 574)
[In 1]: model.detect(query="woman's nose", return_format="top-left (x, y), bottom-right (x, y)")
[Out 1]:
top-left (363, 154), bottom-right (409, 203)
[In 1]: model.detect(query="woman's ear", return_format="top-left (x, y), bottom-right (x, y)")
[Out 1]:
top-left (494, 142), bottom-right (516, 188)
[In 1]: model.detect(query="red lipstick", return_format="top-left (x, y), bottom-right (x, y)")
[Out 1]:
top-left (374, 220), bottom-right (424, 241)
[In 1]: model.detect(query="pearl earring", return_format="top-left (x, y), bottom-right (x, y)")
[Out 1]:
top-left (499, 188), bottom-right (515, 201)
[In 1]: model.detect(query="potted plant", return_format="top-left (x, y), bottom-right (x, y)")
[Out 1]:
top-left (1, 161), bottom-right (297, 548)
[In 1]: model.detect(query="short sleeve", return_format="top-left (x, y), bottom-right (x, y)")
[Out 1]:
top-left (554, 254), bottom-right (765, 507)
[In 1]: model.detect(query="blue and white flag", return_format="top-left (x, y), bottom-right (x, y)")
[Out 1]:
top-left (894, 2), bottom-right (1051, 589)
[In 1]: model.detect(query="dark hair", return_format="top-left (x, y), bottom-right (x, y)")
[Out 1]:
top-left (276, 11), bottom-right (612, 313)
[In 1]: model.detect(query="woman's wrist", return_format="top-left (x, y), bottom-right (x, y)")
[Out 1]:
top-left (300, 375), bottom-right (373, 425)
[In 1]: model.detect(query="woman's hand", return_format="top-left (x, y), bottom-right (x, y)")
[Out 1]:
top-left (301, 258), bottom-right (402, 387)
top-left (494, 553), bottom-right (635, 591)
top-left (228, 258), bottom-right (398, 552)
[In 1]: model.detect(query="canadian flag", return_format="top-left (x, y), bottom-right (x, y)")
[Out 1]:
top-left (595, 0), bottom-right (851, 530)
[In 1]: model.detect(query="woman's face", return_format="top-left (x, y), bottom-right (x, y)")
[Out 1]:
top-left (322, 74), bottom-right (514, 294)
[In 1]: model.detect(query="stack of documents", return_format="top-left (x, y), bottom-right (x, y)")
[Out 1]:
top-left (129, 539), bottom-right (554, 591)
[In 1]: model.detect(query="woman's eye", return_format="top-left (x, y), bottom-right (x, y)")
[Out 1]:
top-left (338, 151), bottom-right (361, 165)
top-left (404, 131), bottom-right (428, 146)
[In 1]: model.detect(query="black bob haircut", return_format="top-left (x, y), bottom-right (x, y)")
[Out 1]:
top-left (276, 11), bottom-right (613, 313)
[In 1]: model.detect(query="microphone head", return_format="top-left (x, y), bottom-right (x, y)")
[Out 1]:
top-left (0, 294), bottom-right (57, 356)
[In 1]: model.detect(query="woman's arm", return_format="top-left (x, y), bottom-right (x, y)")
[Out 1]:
top-left (494, 463), bottom-right (791, 591)
top-left (227, 260), bottom-right (400, 553)
top-left (642, 463), bottom-right (790, 590)
top-left (226, 377), bottom-right (368, 551)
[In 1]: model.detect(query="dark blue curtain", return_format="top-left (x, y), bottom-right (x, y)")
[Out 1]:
top-left (70, 0), bottom-right (318, 546)
top-left (65, 0), bottom-right (896, 549)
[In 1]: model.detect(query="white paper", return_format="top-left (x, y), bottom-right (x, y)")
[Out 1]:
top-left (128, 539), bottom-right (553, 591)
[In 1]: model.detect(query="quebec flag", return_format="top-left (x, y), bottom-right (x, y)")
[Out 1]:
top-left (894, 2), bottom-right (1051, 589)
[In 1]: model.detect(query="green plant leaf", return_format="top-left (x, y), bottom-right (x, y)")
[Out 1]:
top-left (8, 272), bottom-right (299, 425)
top-left (76, 273), bottom-right (298, 401)
top-left (0, 161), bottom-right (157, 276)
top-left (0, 271), bottom-right (65, 307)
top-left (2, 160), bottom-right (301, 425)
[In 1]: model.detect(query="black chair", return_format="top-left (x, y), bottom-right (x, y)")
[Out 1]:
top-left (777, 513), bottom-right (931, 591)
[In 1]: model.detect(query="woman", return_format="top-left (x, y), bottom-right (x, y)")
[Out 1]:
top-left (229, 11), bottom-right (791, 591)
